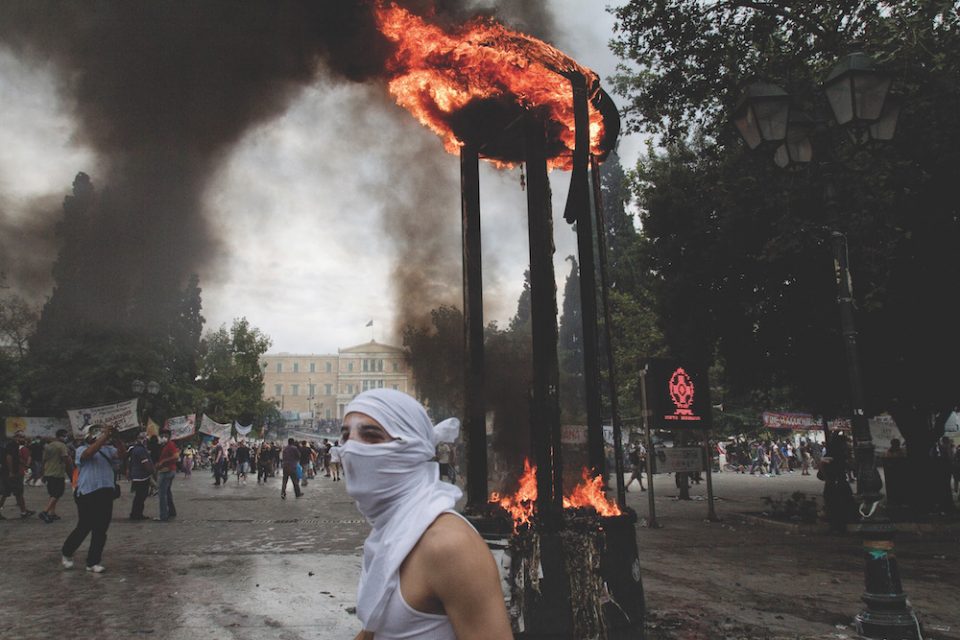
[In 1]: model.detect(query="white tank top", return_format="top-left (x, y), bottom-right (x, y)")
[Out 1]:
top-left (372, 510), bottom-right (476, 640)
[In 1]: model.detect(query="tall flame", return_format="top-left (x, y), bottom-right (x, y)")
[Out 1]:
top-left (489, 457), bottom-right (622, 531)
top-left (375, 2), bottom-right (605, 169)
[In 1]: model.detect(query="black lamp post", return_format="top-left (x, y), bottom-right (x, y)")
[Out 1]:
top-left (734, 53), bottom-right (921, 640)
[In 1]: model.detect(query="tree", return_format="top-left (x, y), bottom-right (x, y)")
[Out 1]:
top-left (196, 318), bottom-right (274, 426)
top-left (611, 1), bottom-right (960, 467)
top-left (0, 292), bottom-right (38, 360)
top-left (558, 256), bottom-right (585, 422)
top-left (402, 305), bottom-right (465, 420)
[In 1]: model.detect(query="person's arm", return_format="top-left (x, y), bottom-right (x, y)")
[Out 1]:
top-left (352, 632), bottom-right (374, 640)
top-left (157, 445), bottom-right (178, 468)
top-left (422, 516), bottom-right (513, 640)
top-left (79, 426), bottom-right (113, 461)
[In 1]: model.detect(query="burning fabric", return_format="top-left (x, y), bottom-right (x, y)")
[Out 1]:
top-left (375, 1), bottom-right (609, 168)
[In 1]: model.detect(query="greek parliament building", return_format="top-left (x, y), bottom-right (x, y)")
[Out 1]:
top-left (260, 340), bottom-right (415, 422)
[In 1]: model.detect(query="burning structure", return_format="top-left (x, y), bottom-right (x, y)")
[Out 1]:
top-left (374, 3), bottom-right (643, 638)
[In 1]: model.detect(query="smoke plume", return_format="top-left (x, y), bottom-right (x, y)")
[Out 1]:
top-left (0, 0), bottom-right (557, 336)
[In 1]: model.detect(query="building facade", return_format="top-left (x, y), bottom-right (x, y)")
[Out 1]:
top-left (260, 340), bottom-right (415, 421)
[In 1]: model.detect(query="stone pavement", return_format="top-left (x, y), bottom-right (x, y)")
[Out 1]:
top-left (1, 469), bottom-right (957, 639)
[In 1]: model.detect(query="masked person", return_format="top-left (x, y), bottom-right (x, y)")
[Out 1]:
top-left (61, 424), bottom-right (119, 572)
top-left (155, 428), bottom-right (179, 521)
top-left (341, 389), bottom-right (512, 640)
top-left (127, 433), bottom-right (154, 520)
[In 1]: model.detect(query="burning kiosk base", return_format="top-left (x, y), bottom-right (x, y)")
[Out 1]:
top-left (475, 509), bottom-right (645, 640)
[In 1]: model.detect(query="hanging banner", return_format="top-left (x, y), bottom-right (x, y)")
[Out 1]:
top-left (762, 411), bottom-right (822, 431)
top-left (235, 422), bottom-right (253, 436)
top-left (67, 399), bottom-right (140, 434)
top-left (199, 414), bottom-right (232, 441)
top-left (5, 417), bottom-right (71, 439)
top-left (165, 415), bottom-right (197, 441)
top-left (645, 359), bottom-right (712, 429)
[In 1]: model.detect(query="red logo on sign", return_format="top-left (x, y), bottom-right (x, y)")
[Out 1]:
top-left (668, 367), bottom-right (695, 416)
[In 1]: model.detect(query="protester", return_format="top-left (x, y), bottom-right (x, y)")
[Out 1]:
top-left (61, 424), bottom-right (119, 572)
top-left (39, 429), bottom-right (73, 523)
top-left (281, 438), bottom-right (303, 499)
top-left (341, 389), bottom-right (512, 640)
top-left (236, 440), bottom-right (250, 484)
top-left (127, 433), bottom-right (154, 520)
top-left (820, 435), bottom-right (854, 534)
top-left (929, 436), bottom-right (955, 513)
top-left (0, 430), bottom-right (34, 519)
top-left (321, 438), bottom-right (332, 477)
top-left (155, 429), bottom-right (179, 521)
top-left (329, 440), bottom-right (342, 482)
top-left (211, 438), bottom-right (227, 486)
top-left (257, 442), bottom-right (273, 484)
top-left (29, 436), bottom-right (45, 486)
top-left (625, 442), bottom-right (645, 491)
top-left (182, 444), bottom-right (196, 477)
top-left (298, 440), bottom-right (312, 487)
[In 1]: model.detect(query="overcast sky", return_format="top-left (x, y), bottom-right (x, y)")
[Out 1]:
top-left (0, 1), bottom-right (644, 355)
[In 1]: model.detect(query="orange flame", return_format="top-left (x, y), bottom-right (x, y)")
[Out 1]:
top-left (375, 2), bottom-right (605, 170)
top-left (489, 457), bottom-right (621, 531)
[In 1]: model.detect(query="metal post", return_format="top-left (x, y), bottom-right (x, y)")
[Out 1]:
top-left (591, 155), bottom-right (626, 508)
top-left (703, 431), bottom-right (718, 521)
top-left (640, 367), bottom-right (658, 528)
top-left (461, 144), bottom-right (488, 510)
top-left (525, 118), bottom-right (563, 527)
top-left (831, 231), bottom-right (920, 639)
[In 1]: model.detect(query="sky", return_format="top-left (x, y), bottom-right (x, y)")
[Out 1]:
top-left (0, 1), bottom-right (644, 355)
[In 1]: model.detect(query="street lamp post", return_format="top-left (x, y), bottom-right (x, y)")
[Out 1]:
top-left (132, 378), bottom-right (161, 427)
top-left (734, 53), bottom-right (920, 640)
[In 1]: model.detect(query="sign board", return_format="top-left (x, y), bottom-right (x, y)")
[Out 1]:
top-left (199, 415), bottom-right (232, 441)
top-left (67, 399), bottom-right (140, 434)
top-left (868, 414), bottom-right (902, 453)
top-left (645, 359), bottom-right (712, 430)
top-left (602, 425), bottom-right (629, 446)
top-left (4, 417), bottom-right (71, 439)
top-left (652, 446), bottom-right (702, 474)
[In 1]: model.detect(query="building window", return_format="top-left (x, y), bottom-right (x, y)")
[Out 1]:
top-left (362, 359), bottom-right (369, 372)
top-left (310, 362), bottom-right (316, 373)
top-left (293, 362), bottom-right (299, 373)
top-left (276, 362), bottom-right (282, 373)
top-left (326, 362), bottom-right (332, 372)
top-left (392, 384), bottom-right (399, 390)
top-left (348, 362), bottom-right (354, 372)
top-left (308, 384), bottom-right (316, 397)
top-left (291, 384), bottom-right (300, 396)
top-left (378, 359), bottom-right (384, 372)
top-left (393, 361), bottom-right (399, 372)
top-left (379, 380), bottom-right (384, 388)
top-left (275, 384), bottom-right (283, 397)
top-left (325, 409), bottom-right (331, 419)
top-left (325, 384), bottom-right (332, 395)
top-left (347, 384), bottom-right (354, 394)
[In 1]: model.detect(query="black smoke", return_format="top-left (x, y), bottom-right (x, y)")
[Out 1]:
top-left (0, 0), bottom-right (557, 336)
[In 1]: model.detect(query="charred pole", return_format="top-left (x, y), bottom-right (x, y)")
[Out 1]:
top-left (563, 72), bottom-right (605, 478)
top-left (524, 117), bottom-right (564, 528)
top-left (460, 143), bottom-right (488, 510)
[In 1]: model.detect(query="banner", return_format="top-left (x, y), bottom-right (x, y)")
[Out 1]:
top-left (762, 411), bottom-right (821, 431)
top-left (199, 414), bottom-right (232, 441)
top-left (235, 422), bottom-right (253, 436)
top-left (67, 399), bottom-right (140, 434)
top-left (165, 415), bottom-right (197, 441)
top-left (4, 417), bottom-right (71, 439)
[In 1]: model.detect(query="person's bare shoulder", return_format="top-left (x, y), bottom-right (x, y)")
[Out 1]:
top-left (418, 513), bottom-right (491, 571)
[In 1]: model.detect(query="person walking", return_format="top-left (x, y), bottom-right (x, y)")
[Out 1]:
top-left (0, 430), bottom-right (34, 519)
top-left (281, 438), bottom-right (302, 499)
top-left (211, 438), bottom-right (227, 486)
top-left (127, 434), bottom-right (154, 520)
top-left (182, 444), bottom-right (195, 478)
top-left (235, 440), bottom-right (250, 484)
top-left (625, 443), bottom-right (645, 491)
top-left (61, 424), bottom-right (119, 572)
top-left (38, 429), bottom-right (73, 523)
top-left (155, 429), bottom-right (179, 522)
top-left (329, 440), bottom-right (342, 481)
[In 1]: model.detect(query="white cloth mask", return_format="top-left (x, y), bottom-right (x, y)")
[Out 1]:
top-left (341, 389), bottom-right (461, 632)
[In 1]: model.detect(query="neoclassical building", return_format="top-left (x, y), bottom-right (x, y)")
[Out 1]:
top-left (261, 340), bottom-right (415, 421)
